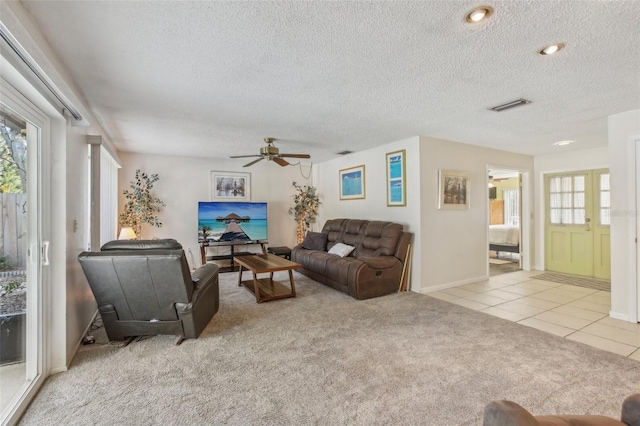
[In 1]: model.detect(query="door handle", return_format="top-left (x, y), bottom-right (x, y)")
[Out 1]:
top-left (42, 240), bottom-right (50, 266)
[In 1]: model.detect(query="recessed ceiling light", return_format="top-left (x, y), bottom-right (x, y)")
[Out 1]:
top-left (465, 6), bottom-right (494, 23)
top-left (539, 43), bottom-right (566, 56)
top-left (554, 140), bottom-right (574, 146)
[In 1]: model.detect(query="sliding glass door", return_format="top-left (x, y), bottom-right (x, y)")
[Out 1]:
top-left (0, 84), bottom-right (48, 425)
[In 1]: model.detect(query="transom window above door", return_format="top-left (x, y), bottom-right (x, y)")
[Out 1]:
top-left (549, 175), bottom-right (586, 225)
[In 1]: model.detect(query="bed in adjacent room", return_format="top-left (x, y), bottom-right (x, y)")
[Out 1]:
top-left (489, 224), bottom-right (520, 255)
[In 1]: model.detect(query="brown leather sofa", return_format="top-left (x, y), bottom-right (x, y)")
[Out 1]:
top-left (483, 394), bottom-right (640, 426)
top-left (291, 219), bottom-right (412, 300)
top-left (78, 239), bottom-right (219, 344)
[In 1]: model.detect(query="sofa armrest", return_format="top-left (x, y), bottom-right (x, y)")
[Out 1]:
top-left (359, 256), bottom-right (398, 269)
top-left (622, 394), bottom-right (640, 426)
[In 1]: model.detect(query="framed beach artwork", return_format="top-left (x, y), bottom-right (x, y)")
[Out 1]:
top-left (438, 170), bottom-right (470, 209)
top-left (339, 165), bottom-right (365, 200)
top-left (386, 150), bottom-right (406, 206)
top-left (210, 171), bottom-right (251, 201)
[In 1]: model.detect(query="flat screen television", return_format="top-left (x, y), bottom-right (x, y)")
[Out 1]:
top-left (198, 201), bottom-right (267, 243)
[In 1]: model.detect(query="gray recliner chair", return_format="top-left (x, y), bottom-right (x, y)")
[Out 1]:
top-left (78, 239), bottom-right (219, 344)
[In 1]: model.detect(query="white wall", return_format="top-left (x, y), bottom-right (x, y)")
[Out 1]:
top-left (314, 137), bottom-right (422, 291)
top-left (118, 152), bottom-right (312, 269)
top-left (608, 109), bottom-right (640, 321)
top-left (533, 146), bottom-right (609, 271)
top-left (418, 137), bottom-right (533, 291)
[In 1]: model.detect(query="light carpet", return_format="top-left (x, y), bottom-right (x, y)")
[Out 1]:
top-left (19, 272), bottom-right (640, 425)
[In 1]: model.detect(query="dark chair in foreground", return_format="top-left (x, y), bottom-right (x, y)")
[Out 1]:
top-left (483, 393), bottom-right (640, 426)
top-left (78, 239), bottom-right (219, 344)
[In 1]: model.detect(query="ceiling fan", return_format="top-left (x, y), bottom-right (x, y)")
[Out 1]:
top-left (230, 137), bottom-right (311, 167)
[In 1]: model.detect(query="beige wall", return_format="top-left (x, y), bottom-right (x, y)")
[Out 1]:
top-left (418, 137), bottom-right (533, 290)
top-left (118, 152), bottom-right (312, 269)
top-left (314, 135), bottom-right (534, 293)
top-left (314, 137), bottom-right (422, 291)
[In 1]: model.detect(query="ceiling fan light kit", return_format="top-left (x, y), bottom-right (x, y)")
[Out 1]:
top-left (230, 138), bottom-right (311, 167)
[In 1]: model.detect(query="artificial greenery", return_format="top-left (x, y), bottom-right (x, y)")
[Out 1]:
top-left (288, 181), bottom-right (321, 243)
top-left (119, 169), bottom-right (166, 238)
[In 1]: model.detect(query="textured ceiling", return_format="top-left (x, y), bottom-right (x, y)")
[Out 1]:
top-left (20, 0), bottom-right (640, 163)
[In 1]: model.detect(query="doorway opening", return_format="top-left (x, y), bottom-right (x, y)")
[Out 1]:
top-left (488, 168), bottom-right (521, 276)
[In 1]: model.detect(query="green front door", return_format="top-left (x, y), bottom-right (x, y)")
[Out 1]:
top-left (544, 169), bottom-right (611, 279)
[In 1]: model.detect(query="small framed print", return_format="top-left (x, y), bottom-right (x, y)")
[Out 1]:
top-left (339, 165), bottom-right (365, 200)
top-left (211, 171), bottom-right (251, 201)
top-left (438, 170), bottom-right (470, 209)
top-left (386, 150), bottom-right (406, 206)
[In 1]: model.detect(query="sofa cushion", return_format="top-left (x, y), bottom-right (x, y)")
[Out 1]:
top-left (301, 232), bottom-right (328, 251)
top-left (340, 219), bottom-right (367, 248)
top-left (322, 219), bottom-right (348, 250)
top-left (328, 243), bottom-right (356, 257)
top-left (356, 222), bottom-right (403, 257)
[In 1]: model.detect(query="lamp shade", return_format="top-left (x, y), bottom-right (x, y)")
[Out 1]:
top-left (118, 227), bottom-right (137, 240)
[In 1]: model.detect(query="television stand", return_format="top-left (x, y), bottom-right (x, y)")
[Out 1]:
top-left (200, 240), bottom-right (267, 272)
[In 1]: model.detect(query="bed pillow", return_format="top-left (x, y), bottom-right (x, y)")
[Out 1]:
top-left (328, 242), bottom-right (356, 257)
top-left (301, 231), bottom-right (328, 251)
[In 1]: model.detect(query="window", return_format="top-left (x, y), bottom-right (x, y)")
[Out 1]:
top-left (548, 175), bottom-right (586, 225)
top-left (503, 188), bottom-right (520, 226)
top-left (599, 173), bottom-right (610, 226)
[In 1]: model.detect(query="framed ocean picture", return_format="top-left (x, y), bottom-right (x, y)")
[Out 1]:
top-left (386, 149), bottom-right (406, 206)
top-left (339, 165), bottom-right (365, 200)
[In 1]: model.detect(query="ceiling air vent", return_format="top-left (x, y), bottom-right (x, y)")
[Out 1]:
top-left (336, 150), bottom-right (354, 155)
top-left (489, 98), bottom-right (531, 112)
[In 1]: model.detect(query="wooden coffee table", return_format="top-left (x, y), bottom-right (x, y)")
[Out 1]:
top-left (234, 254), bottom-right (301, 303)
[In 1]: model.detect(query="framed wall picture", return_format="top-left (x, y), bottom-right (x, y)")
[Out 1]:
top-left (386, 149), bottom-right (406, 206)
top-left (211, 171), bottom-right (251, 201)
top-left (339, 165), bottom-right (365, 200)
top-left (438, 170), bottom-right (470, 209)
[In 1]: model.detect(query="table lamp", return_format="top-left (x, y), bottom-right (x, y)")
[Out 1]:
top-left (118, 227), bottom-right (137, 240)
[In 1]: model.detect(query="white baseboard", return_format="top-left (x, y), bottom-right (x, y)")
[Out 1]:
top-left (421, 275), bottom-right (489, 294)
top-left (64, 309), bottom-right (99, 370)
top-left (609, 310), bottom-right (632, 322)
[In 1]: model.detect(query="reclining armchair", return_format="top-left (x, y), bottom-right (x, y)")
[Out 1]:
top-left (78, 239), bottom-right (219, 344)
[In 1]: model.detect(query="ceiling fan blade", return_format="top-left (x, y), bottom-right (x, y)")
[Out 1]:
top-left (230, 154), bottom-right (261, 159)
top-left (273, 157), bottom-right (290, 167)
top-left (244, 157), bottom-right (265, 167)
top-left (279, 154), bottom-right (311, 159)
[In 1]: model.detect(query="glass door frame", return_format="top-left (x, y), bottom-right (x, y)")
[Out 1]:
top-left (1, 79), bottom-right (50, 425)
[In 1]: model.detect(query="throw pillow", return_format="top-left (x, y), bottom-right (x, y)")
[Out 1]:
top-left (327, 242), bottom-right (356, 257)
top-left (301, 232), bottom-right (328, 251)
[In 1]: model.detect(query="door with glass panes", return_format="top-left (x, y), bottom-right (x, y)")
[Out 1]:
top-left (544, 169), bottom-right (610, 279)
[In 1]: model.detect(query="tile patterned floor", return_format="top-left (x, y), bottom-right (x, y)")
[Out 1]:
top-left (427, 270), bottom-right (640, 360)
